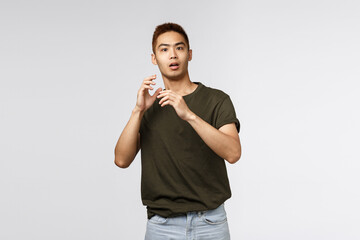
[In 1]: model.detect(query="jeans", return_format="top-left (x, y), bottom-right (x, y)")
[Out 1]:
top-left (144, 203), bottom-right (230, 240)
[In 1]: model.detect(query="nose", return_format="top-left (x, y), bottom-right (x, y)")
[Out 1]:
top-left (169, 47), bottom-right (177, 59)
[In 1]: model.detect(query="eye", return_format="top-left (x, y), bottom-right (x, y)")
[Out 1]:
top-left (161, 48), bottom-right (167, 52)
top-left (177, 46), bottom-right (183, 50)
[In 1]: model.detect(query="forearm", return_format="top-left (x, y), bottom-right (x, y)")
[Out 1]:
top-left (186, 112), bottom-right (240, 164)
top-left (114, 108), bottom-right (144, 168)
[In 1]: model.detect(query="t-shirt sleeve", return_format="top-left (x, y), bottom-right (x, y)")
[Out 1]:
top-left (214, 95), bottom-right (240, 133)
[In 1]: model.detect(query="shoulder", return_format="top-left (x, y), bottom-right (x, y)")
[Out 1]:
top-left (199, 82), bottom-right (230, 102)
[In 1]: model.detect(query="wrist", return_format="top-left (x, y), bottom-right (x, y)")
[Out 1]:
top-left (132, 107), bottom-right (145, 117)
top-left (185, 111), bottom-right (197, 122)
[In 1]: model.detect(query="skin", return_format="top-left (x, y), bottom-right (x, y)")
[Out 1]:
top-left (114, 31), bottom-right (241, 168)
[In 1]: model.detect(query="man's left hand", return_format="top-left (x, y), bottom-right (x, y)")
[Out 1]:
top-left (157, 90), bottom-right (194, 121)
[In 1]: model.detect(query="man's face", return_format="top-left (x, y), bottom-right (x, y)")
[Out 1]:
top-left (151, 31), bottom-right (192, 80)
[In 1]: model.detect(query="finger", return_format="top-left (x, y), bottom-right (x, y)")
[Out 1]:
top-left (161, 100), bottom-right (171, 107)
top-left (143, 80), bottom-right (156, 85)
top-left (157, 91), bottom-right (170, 98)
top-left (156, 93), bottom-right (166, 99)
top-left (159, 89), bottom-right (170, 94)
top-left (139, 75), bottom-right (156, 92)
top-left (142, 82), bottom-right (154, 90)
top-left (159, 90), bottom-right (176, 97)
top-left (141, 85), bottom-right (153, 91)
top-left (158, 95), bottom-right (169, 105)
top-left (143, 75), bottom-right (157, 82)
top-left (151, 87), bottom-right (163, 98)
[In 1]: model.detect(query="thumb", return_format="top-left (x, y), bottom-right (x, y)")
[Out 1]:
top-left (152, 87), bottom-right (162, 98)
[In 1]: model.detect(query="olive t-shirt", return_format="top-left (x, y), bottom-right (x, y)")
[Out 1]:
top-left (139, 82), bottom-right (240, 219)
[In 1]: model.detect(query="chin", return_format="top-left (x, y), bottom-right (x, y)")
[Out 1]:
top-left (165, 72), bottom-right (185, 81)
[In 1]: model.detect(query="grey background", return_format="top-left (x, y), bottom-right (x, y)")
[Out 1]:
top-left (1, 0), bottom-right (359, 239)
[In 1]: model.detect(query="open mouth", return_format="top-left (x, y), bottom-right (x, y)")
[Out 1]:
top-left (169, 62), bottom-right (179, 70)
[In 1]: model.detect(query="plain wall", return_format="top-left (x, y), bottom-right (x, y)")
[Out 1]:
top-left (1, 0), bottom-right (359, 239)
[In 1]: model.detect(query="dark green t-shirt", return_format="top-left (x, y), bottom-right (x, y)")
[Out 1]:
top-left (139, 82), bottom-right (240, 219)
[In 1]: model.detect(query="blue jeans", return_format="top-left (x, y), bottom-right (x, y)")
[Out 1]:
top-left (145, 203), bottom-right (230, 240)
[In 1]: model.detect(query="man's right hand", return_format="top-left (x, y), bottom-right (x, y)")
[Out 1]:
top-left (134, 75), bottom-right (162, 113)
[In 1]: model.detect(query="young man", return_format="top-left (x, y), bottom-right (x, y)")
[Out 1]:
top-left (114, 22), bottom-right (241, 240)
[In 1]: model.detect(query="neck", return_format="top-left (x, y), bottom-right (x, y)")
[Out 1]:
top-left (162, 72), bottom-right (197, 96)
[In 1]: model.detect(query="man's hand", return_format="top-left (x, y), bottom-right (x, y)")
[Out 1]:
top-left (157, 90), bottom-right (195, 121)
top-left (135, 75), bottom-right (163, 113)
top-left (157, 89), bottom-right (241, 163)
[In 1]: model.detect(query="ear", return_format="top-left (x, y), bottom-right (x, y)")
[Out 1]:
top-left (188, 49), bottom-right (192, 61)
top-left (151, 53), bottom-right (157, 65)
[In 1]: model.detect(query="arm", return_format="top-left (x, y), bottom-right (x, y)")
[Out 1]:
top-left (114, 109), bottom-right (143, 168)
top-left (157, 90), bottom-right (241, 164)
top-left (187, 115), bottom-right (241, 164)
top-left (114, 75), bottom-right (162, 168)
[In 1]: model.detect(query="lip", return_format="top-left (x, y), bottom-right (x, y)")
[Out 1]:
top-left (170, 65), bottom-right (179, 70)
top-left (169, 62), bottom-right (180, 70)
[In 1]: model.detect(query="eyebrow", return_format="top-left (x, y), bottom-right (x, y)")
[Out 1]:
top-left (157, 42), bottom-right (186, 49)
